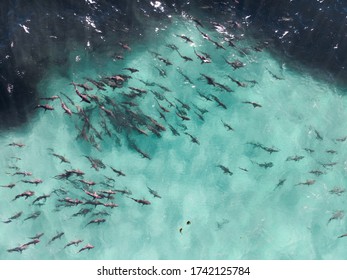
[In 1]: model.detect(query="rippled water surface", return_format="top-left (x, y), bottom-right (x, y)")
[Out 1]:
top-left (1, 1), bottom-right (347, 260)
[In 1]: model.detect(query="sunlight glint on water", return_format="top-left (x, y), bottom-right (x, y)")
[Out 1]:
top-left (1, 15), bottom-right (347, 260)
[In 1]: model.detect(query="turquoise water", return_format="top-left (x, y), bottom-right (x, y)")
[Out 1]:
top-left (1, 15), bottom-right (347, 260)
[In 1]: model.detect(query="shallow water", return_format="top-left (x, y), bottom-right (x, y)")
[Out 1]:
top-left (1, 11), bottom-right (347, 260)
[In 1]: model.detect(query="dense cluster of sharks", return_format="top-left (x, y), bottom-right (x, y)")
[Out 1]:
top-left (2, 11), bottom-right (346, 257)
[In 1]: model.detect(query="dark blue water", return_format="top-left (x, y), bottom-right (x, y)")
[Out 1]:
top-left (1, 0), bottom-right (346, 128)
top-left (1, 0), bottom-right (347, 260)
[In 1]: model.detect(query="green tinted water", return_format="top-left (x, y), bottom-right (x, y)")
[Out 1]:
top-left (1, 16), bottom-right (347, 260)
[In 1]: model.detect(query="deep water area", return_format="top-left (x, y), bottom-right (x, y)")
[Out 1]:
top-left (1, 0), bottom-right (347, 260)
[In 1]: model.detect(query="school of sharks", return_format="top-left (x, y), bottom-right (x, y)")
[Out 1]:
top-left (1, 0), bottom-right (347, 259)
